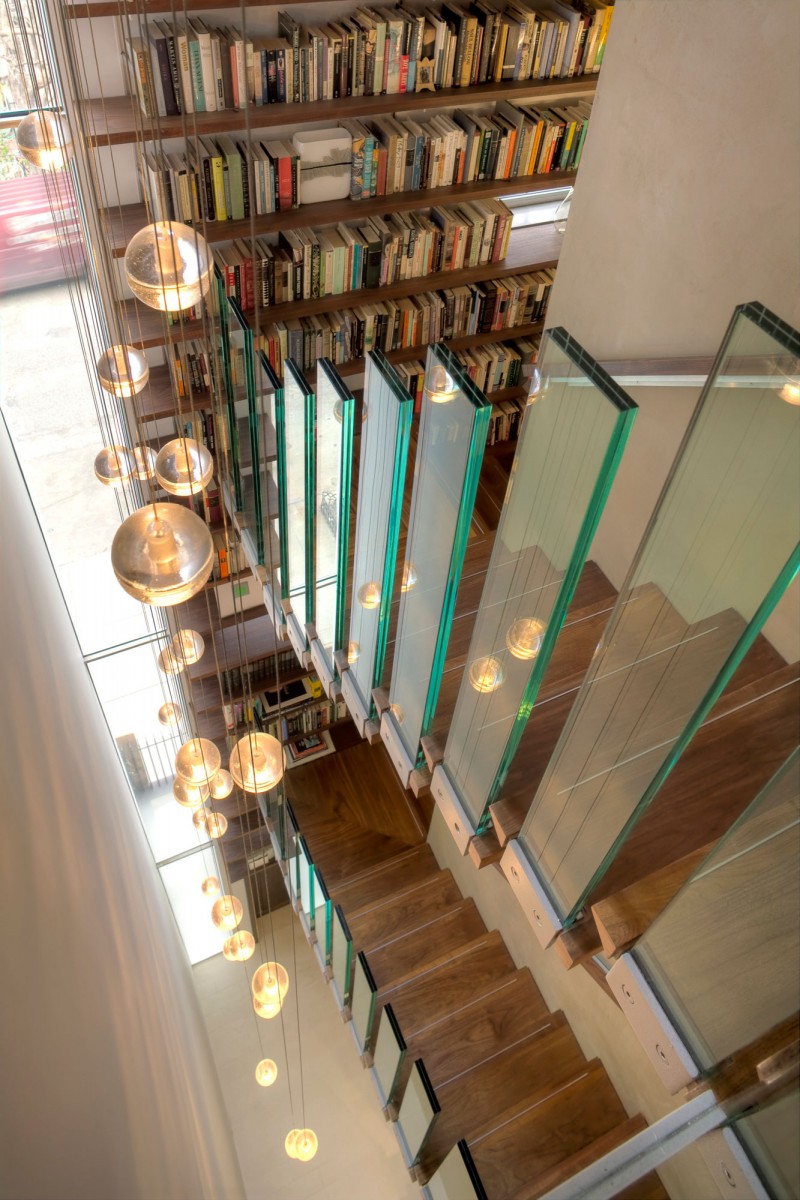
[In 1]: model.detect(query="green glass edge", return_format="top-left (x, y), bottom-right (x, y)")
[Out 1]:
top-left (562, 542), bottom-right (800, 926)
top-left (335, 904), bottom-right (353, 999)
top-left (230, 296), bottom-right (261, 561)
top-left (298, 835), bottom-right (315, 927)
top-left (418, 345), bottom-right (491, 752)
top-left (285, 358), bottom-right (314, 629)
top-left (257, 350), bottom-right (287, 586)
top-left (371, 349), bottom-right (414, 705)
top-left (631, 746), bottom-right (800, 1065)
top-left (473, 340), bottom-right (638, 832)
top-left (215, 271), bottom-right (242, 510)
top-left (318, 358), bottom-right (355, 659)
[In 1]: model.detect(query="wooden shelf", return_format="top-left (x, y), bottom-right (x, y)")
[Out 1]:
top-left (79, 76), bottom-right (597, 147)
top-left (334, 322), bottom-right (545, 379)
top-left (123, 223), bottom-right (559, 349)
top-left (65, 0), bottom-right (338, 15)
top-left (134, 363), bottom-right (210, 421)
top-left (101, 171), bottom-right (576, 258)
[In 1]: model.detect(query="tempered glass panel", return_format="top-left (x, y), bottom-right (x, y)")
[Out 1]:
top-left (285, 802), bottom-right (300, 908)
top-left (159, 846), bottom-right (224, 965)
top-left (389, 345), bottom-right (491, 764)
top-left (215, 269), bottom-right (242, 510)
top-left (315, 360), bottom-right (354, 671)
top-left (347, 351), bottom-right (413, 716)
top-left (734, 1090), bottom-right (800, 1200)
top-left (313, 868), bottom-right (332, 965)
top-left (281, 359), bottom-right (315, 630)
top-left (350, 952), bottom-right (377, 1053)
top-left (443, 329), bottom-right (636, 830)
top-left (521, 302), bottom-right (800, 920)
top-left (396, 1062), bottom-right (438, 1167)
top-left (227, 297), bottom-right (260, 564)
top-left (331, 904), bottom-right (353, 1009)
top-left (635, 750), bottom-right (800, 1069)
top-left (372, 1006), bottom-right (406, 1107)
top-left (249, 351), bottom-right (282, 571)
top-left (427, 1143), bottom-right (485, 1200)
top-left (297, 834), bottom-right (314, 929)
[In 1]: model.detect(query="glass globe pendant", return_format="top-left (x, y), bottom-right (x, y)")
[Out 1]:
top-left (424, 363), bottom-right (458, 405)
top-left (210, 894), bottom-right (243, 930)
top-left (125, 221), bottom-right (213, 313)
top-left (252, 961), bottom-right (289, 1019)
top-left (389, 703), bottom-right (404, 725)
top-left (111, 501), bottom-right (214, 607)
top-left (209, 769), bottom-right (234, 800)
top-left (172, 628), bottom-right (205, 665)
top-left (96, 345), bottom-right (150, 398)
top-left (357, 581), bottom-right (381, 610)
top-left (201, 875), bottom-right (221, 897)
top-left (294, 1130), bottom-right (319, 1162)
top-left (158, 646), bottom-right (184, 675)
top-left (133, 444), bottom-right (157, 480)
top-left (506, 617), bottom-right (546, 661)
top-left (204, 812), bottom-right (228, 839)
top-left (468, 655), bottom-right (505, 694)
top-left (401, 562), bottom-right (417, 592)
top-left (223, 931), bottom-right (255, 962)
top-left (158, 701), bottom-right (182, 726)
top-left (285, 1130), bottom-right (300, 1159)
top-left (230, 732), bottom-right (284, 793)
top-left (346, 641), bottom-right (360, 664)
top-left (94, 445), bottom-right (134, 487)
top-left (255, 1059), bottom-right (278, 1087)
top-left (176, 737), bottom-right (221, 785)
top-left (16, 111), bottom-right (71, 170)
top-left (155, 437), bottom-right (214, 496)
top-left (173, 776), bottom-right (209, 809)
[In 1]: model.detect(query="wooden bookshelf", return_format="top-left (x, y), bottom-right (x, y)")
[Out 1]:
top-left (79, 76), bottom-right (597, 147)
top-left (332, 320), bottom-right (546, 379)
top-left (122, 223), bottom-right (560, 349)
top-left (102, 171), bottom-right (576, 257)
top-left (65, 0), bottom-right (339, 14)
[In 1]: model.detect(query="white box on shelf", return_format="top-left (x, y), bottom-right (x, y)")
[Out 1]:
top-left (292, 127), bottom-right (352, 204)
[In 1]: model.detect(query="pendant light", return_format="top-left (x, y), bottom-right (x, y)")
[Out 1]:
top-left (133, 444), bottom-right (157, 480)
top-left (229, 732), bottom-right (285, 793)
top-left (424, 363), bottom-right (458, 405)
top-left (285, 1129), bottom-right (318, 1162)
top-left (175, 737), bottom-right (220, 785)
top-left (222, 931), bottom-right (255, 962)
top-left (171, 628), bottom-right (205, 665)
top-left (200, 876), bottom-right (221, 897)
top-left (251, 961), bottom-right (289, 1018)
top-left (173, 777), bottom-right (209, 809)
top-left (111, 501), bottom-right (214, 606)
top-left (204, 812), bottom-right (228, 839)
top-left (505, 617), bottom-right (546, 661)
top-left (357, 581), bottom-right (381, 609)
top-left (96, 345), bottom-right (149, 397)
top-left (124, 221), bottom-right (213, 313)
top-left (15, 110), bottom-right (71, 169)
top-left (468, 655), bottom-right (505, 694)
top-left (209, 769), bottom-right (234, 800)
top-left (94, 445), bottom-right (134, 487)
top-left (255, 1059), bottom-right (278, 1087)
top-left (158, 702), bottom-right (182, 726)
top-left (158, 646), bottom-right (184, 675)
top-left (155, 437), bottom-right (214, 496)
top-left (210, 894), bottom-right (243, 931)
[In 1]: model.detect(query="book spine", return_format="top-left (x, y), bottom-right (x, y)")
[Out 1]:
top-left (188, 40), bottom-right (205, 112)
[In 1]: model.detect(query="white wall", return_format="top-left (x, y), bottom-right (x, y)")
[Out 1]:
top-left (547, 0), bottom-right (800, 661)
top-left (0, 415), bottom-right (247, 1200)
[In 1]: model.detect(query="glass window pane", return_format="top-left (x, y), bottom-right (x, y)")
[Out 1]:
top-left (388, 344), bottom-right (491, 765)
top-left (314, 360), bottom-right (354, 671)
top-left (520, 302), bottom-right (800, 922)
top-left (346, 351), bottom-right (413, 717)
top-left (159, 846), bottom-right (226, 965)
top-left (442, 328), bottom-right (636, 831)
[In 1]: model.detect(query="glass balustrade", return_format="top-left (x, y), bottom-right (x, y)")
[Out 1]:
top-left (425, 1142), bottom-right (486, 1200)
top-left (342, 350), bottom-right (412, 733)
top-left (372, 1003), bottom-right (407, 1108)
top-left (396, 1060), bottom-right (440, 1168)
top-left (313, 866), bottom-right (332, 967)
top-left (350, 951), bottom-right (378, 1054)
top-left (331, 903), bottom-right (354, 1011)
top-left (213, 268), bottom-right (242, 512)
top-left (733, 1089), bottom-right (800, 1200)
top-left (439, 328), bottom-right (636, 835)
top-left (311, 360), bottom-right (355, 690)
top-left (385, 345), bottom-right (491, 775)
top-left (279, 358), bottom-right (315, 660)
top-left (517, 301), bottom-right (800, 930)
top-left (296, 833), bottom-right (315, 937)
top-left (285, 800), bottom-right (301, 910)
top-left (225, 297), bottom-right (260, 567)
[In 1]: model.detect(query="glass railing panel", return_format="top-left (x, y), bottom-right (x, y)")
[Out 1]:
top-left (372, 1003), bottom-right (407, 1108)
top-left (297, 834), bottom-right (315, 935)
top-left (633, 749), bottom-right (800, 1070)
top-left (314, 359), bottom-right (355, 676)
top-left (213, 268), bottom-right (241, 510)
top-left (733, 1089), bottom-right (800, 1200)
top-left (280, 358), bottom-right (315, 648)
top-left (285, 800), bottom-right (300, 909)
top-left (249, 351), bottom-right (282, 574)
top-left (330, 903), bottom-right (353, 1011)
top-left (396, 1060), bottom-right (440, 1168)
top-left (313, 867), bottom-right (332, 966)
top-left (226, 297), bottom-right (260, 566)
top-left (426, 1142), bottom-right (487, 1200)
top-left (350, 951), bottom-right (378, 1053)
top-left (442, 329), bottom-right (637, 832)
top-left (388, 344), bottom-right (491, 765)
top-left (345, 350), bottom-right (413, 722)
top-left (520, 301), bottom-right (800, 923)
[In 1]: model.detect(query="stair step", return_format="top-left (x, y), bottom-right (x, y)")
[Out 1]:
top-left (307, 823), bottom-right (417, 891)
top-left (347, 870), bottom-right (463, 952)
top-left (331, 843), bottom-right (439, 912)
top-left (446, 1058), bottom-right (628, 1196)
top-left (569, 560), bottom-right (617, 611)
top-left (519, 1113), bottom-right (647, 1199)
top-left (365, 898), bottom-right (487, 993)
top-left (417, 1018), bottom-right (587, 1180)
top-left (390, 970), bottom-right (553, 1103)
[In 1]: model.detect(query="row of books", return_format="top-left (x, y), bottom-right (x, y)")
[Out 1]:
top-left (211, 529), bottom-right (247, 581)
top-left (486, 393), bottom-right (526, 443)
top-left (275, 699), bottom-right (349, 738)
top-left (256, 269), bottom-right (553, 375)
top-left (127, 1), bottom-right (612, 117)
top-left (398, 335), bottom-right (532, 397)
top-left (209, 200), bottom-right (513, 314)
top-left (218, 648), bottom-right (298, 695)
top-left (141, 98), bottom-right (591, 230)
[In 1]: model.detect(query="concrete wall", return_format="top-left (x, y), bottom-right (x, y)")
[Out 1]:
top-left (0, 415), bottom-right (246, 1200)
top-left (547, 0), bottom-right (800, 661)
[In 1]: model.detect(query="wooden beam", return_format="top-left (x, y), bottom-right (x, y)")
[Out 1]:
top-left (420, 735), bottom-right (445, 772)
top-left (591, 844), bottom-right (715, 958)
top-left (553, 919), bottom-right (603, 970)
top-left (468, 829), bottom-right (504, 869)
top-left (489, 798), bottom-right (522, 847)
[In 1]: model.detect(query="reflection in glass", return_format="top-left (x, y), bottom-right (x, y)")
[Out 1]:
top-left (442, 327), bottom-right (636, 831)
top-left (314, 360), bottom-right (354, 676)
top-left (520, 301), bottom-right (800, 924)
top-left (280, 359), bottom-right (315, 641)
top-left (388, 344), bottom-right (490, 766)
top-left (346, 351), bottom-right (413, 721)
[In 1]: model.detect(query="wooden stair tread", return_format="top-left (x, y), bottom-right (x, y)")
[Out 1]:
top-left (418, 1019), bottom-right (587, 1177)
top-left (516, 1112), bottom-right (648, 1200)
top-left (366, 899), bottom-right (487, 991)
top-left (347, 870), bottom-right (463, 952)
top-left (331, 843), bottom-right (439, 912)
top-left (457, 1058), bottom-right (628, 1197)
top-left (305, 822), bottom-right (420, 890)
